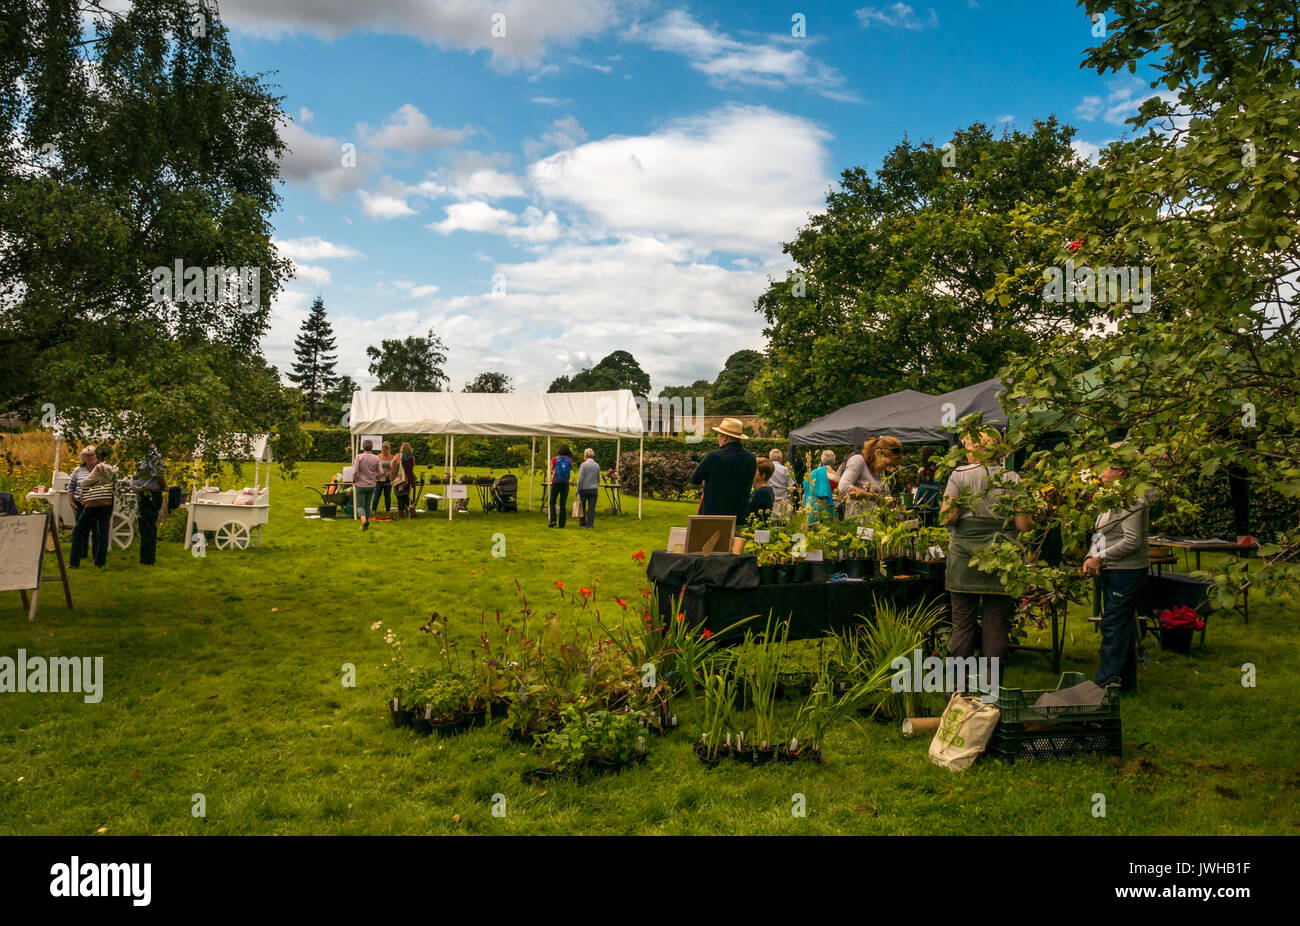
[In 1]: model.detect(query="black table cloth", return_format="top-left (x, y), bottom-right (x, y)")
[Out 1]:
top-left (648, 551), bottom-right (946, 641)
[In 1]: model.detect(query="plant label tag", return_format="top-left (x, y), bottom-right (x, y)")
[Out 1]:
top-left (857, 527), bottom-right (875, 539)
top-left (928, 545), bottom-right (946, 560)
top-left (754, 529), bottom-right (770, 543)
top-left (806, 550), bottom-right (823, 562)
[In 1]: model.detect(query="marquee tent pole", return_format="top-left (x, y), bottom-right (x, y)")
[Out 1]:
top-left (545, 437), bottom-right (551, 521)
top-left (529, 437), bottom-right (536, 511)
top-left (638, 435), bottom-right (643, 520)
top-left (448, 434), bottom-right (455, 521)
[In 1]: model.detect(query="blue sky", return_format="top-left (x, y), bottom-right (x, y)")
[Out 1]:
top-left (212, 0), bottom-right (1157, 397)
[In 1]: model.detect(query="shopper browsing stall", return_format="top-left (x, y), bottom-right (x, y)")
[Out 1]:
top-left (690, 418), bottom-right (757, 523)
top-left (352, 440), bottom-right (382, 530)
top-left (839, 435), bottom-right (902, 507)
top-left (548, 444), bottom-right (574, 528)
top-left (577, 448), bottom-right (600, 529)
top-left (1083, 450), bottom-right (1156, 693)
top-left (941, 429), bottom-right (1032, 677)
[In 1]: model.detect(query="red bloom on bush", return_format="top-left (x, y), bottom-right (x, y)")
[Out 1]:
top-left (1159, 605), bottom-right (1204, 631)
top-left (1067, 238), bottom-right (1083, 252)
top-left (700, 628), bottom-right (712, 639)
top-left (615, 598), bottom-right (628, 610)
top-left (580, 587), bottom-right (593, 598)
top-left (631, 551), bottom-right (646, 563)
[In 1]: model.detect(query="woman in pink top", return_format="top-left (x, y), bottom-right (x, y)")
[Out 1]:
top-left (352, 440), bottom-right (383, 530)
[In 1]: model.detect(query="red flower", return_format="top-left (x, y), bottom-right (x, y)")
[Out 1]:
top-left (676, 613), bottom-right (685, 623)
top-left (700, 628), bottom-right (712, 639)
top-left (615, 598), bottom-right (628, 610)
top-left (579, 587), bottom-right (593, 598)
top-left (1067, 238), bottom-right (1083, 252)
top-left (1158, 605), bottom-right (1204, 631)
top-left (554, 580), bottom-right (565, 589)
top-left (631, 551), bottom-right (646, 563)
top-left (640, 588), bottom-right (650, 597)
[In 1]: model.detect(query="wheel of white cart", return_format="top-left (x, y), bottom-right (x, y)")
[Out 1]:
top-left (110, 509), bottom-right (135, 550)
top-left (215, 521), bottom-right (251, 550)
top-left (247, 525), bottom-right (262, 548)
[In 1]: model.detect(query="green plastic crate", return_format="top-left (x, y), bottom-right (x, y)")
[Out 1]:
top-left (987, 672), bottom-right (1122, 761)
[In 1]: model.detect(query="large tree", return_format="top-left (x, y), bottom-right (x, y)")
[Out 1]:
top-left (0, 0), bottom-right (301, 465)
top-left (976, 0), bottom-right (1300, 610)
top-left (751, 119), bottom-right (1090, 432)
top-left (463, 371), bottom-right (513, 393)
top-left (548, 350), bottom-right (651, 397)
top-left (709, 349), bottom-right (765, 415)
top-left (366, 328), bottom-right (449, 391)
top-left (288, 296), bottom-right (337, 420)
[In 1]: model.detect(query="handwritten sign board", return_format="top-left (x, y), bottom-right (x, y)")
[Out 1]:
top-left (0, 511), bottom-right (73, 620)
top-left (0, 514), bottom-right (45, 592)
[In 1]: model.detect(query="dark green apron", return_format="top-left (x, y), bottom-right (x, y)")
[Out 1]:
top-left (945, 515), bottom-right (1015, 596)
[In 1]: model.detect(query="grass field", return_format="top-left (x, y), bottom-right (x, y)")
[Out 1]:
top-left (1, 462), bottom-right (1296, 835)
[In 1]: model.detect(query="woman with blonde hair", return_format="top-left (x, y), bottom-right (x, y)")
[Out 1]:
top-left (376, 441), bottom-right (396, 515)
top-left (941, 427), bottom-right (1032, 679)
top-left (392, 441), bottom-right (416, 520)
top-left (839, 435), bottom-right (902, 506)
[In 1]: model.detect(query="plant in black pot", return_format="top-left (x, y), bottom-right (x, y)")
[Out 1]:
top-left (695, 664), bottom-right (737, 766)
top-left (535, 706), bottom-right (648, 778)
top-left (1158, 605), bottom-right (1204, 654)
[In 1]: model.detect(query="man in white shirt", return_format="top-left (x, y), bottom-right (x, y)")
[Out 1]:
top-left (767, 448), bottom-right (790, 502)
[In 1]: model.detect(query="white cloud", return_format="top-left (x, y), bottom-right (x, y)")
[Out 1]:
top-left (291, 262), bottom-right (332, 285)
top-left (359, 104), bottom-right (468, 152)
top-left (527, 104), bottom-right (832, 254)
top-left (273, 236), bottom-right (364, 261)
top-left (856, 4), bottom-right (939, 30)
top-left (278, 118), bottom-right (366, 201)
top-left (1075, 77), bottom-right (1181, 127)
top-left (1071, 139), bottom-right (1111, 165)
top-left (640, 10), bottom-right (857, 101)
top-left (531, 96), bottom-right (573, 105)
top-left (431, 200), bottom-right (518, 236)
top-left (215, 0), bottom-right (617, 68)
top-left (429, 201), bottom-right (560, 242)
top-left (408, 284), bottom-right (441, 299)
top-left (359, 180), bottom-right (420, 219)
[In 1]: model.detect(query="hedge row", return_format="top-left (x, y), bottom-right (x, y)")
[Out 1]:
top-left (303, 428), bottom-right (727, 472)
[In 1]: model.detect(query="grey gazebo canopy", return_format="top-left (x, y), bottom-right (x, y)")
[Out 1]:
top-left (789, 379), bottom-right (1013, 447)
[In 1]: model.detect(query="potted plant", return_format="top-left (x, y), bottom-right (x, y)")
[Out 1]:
top-left (878, 523), bottom-right (916, 579)
top-left (535, 706), bottom-right (648, 779)
top-left (737, 618), bottom-right (788, 764)
top-left (695, 665), bottom-right (738, 766)
top-left (908, 526), bottom-right (949, 579)
top-left (1158, 605), bottom-right (1204, 654)
top-left (846, 527), bottom-right (879, 579)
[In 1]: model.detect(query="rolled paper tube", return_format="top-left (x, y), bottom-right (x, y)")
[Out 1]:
top-left (902, 717), bottom-right (941, 737)
top-left (730, 537), bottom-right (746, 555)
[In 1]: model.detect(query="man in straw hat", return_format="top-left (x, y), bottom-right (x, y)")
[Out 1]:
top-left (690, 417), bottom-right (757, 524)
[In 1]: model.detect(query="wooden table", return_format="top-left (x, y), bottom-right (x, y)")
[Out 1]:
top-left (1147, 538), bottom-right (1256, 625)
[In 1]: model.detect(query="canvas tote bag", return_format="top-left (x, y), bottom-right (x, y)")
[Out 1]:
top-left (928, 691), bottom-right (1000, 771)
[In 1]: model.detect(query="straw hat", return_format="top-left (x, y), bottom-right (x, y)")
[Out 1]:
top-left (713, 417), bottom-right (749, 440)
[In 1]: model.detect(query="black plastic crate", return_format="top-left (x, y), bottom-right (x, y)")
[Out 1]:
top-left (986, 671), bottom-right (1122, 761)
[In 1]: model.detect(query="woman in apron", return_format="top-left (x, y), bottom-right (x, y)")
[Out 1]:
top-left (941, 429), bottom-right (1033, 678)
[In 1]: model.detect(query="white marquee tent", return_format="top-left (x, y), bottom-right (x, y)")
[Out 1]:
top-left (347, 390), bottom-right (646, 519)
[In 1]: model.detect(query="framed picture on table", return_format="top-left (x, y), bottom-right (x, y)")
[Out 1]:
top-left (686, 515), bottom-right (736, 555)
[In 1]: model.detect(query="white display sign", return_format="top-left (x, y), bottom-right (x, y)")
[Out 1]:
top-left (805, 550), bottom-right (823, 562)
top-left (754, 529), bottom-right (771, 544)
top-left (360, 434), bottom-right (384, 453)
top-left (857, 526), bottom-right (875, 539)
top-left (448, 484), bottom-right (468, 499)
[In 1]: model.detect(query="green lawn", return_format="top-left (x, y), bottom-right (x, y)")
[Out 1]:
top-left (1, 462), bottom-right (1295, 835)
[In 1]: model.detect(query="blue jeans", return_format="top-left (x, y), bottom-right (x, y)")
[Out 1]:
top-left (355, 486), bottom-right (376, 519)
top-left (1095, 568), bottom-right (1146, 690)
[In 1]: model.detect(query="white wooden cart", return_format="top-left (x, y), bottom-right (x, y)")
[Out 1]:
top-left (183, 434), bottom-right (272, 552)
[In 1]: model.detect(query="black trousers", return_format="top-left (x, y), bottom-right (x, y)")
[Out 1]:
top-left (948, 591), bottom-right (1012, 662)
top-left (377, 481), bottom-right (392, 512)
top-left (548, 483), bottom-right (569, 527)
top-left (71, 504), bottom-right (112, 568)
top-left (137, 490), bottom-right (162, 565)
top-left (579, 488), bottom-right (598, 528)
